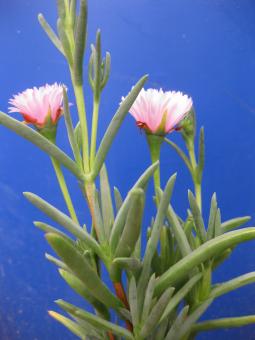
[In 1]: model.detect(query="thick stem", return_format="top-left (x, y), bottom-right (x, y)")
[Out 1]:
top-left (90, 97), bottom-right (100, 168)
top-left (114, 282), bottom-right (133, 331)
top-left (51, 157), bottom-right (79, 224)
top-left (146, 134), bottom-right (163, 202)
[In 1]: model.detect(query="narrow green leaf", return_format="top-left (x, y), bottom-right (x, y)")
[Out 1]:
top-left (137, 174), bottom-right (176, 313)
top-left (221, 216), bottom-right (251, 234)
top-left (63, 88), bottom-right (82, 167)
top-left (100, 164), bottom-right (114, 238)
top-left (191, 315), bottom-right (255, 333)
top-left (70, 0), bottom-right (77, 30)
top-left (115, 189), bottom-right (144, 258)
top-left (92, 74), bottom-right (148, 178)
top-left (59, 269), bottom-right (110, 319)
top-left (46, 233), bottom-right (122, 309)
top-left (159, 226), bottom-right (173, 272)
top-left (57, 19), bottom-right (73, 65)
top-left (73, 0), bottom-right (87, 85)
top-left (113, 257), bottom-right (142, 275)
top-left (24, 192), bottom-right (102, 257)
top-left (56, 0), bottom-right (66, 19)
top-left (164, 138), bottom-right (192, 173)
top-left (212, 248), bottom-right (232, 270)
top-left (188, 190), bottom-right (207, 243)
top-left (56, 299), bottom-right (134, 340)
top-left (34, 221), bottom-right (68, 239)
top-left (49, 311), bottom-right (85, 338)
top-left (164, 200), bottom-right (191, 257)
top-left (74, 121), bottom-right (82, 151)
top-left (140, 287), bottom-right (174, 338)
top-left (155, 228), bottom-right (255, 296)
top-left (128, 277), bottom-right (139, 328)
top-left (92, 189), bottom-right (106, 243)
top-left (0, 111), bottom-right (84, 180)
top-left (114, 186), bottom-right (123, 213)
top-left (45, 253), bottom-right (69, 270)
top-left (159, 273), bottom-right (202, 323)
top-left (174, 299), bottom-right (213, 339)
top-left (110, 162), bottom-right (159, 252)
top-left (38, 14), bottom-right (64, 54)
top-left (214, 208), bottom-right (222, 237)
top-left (197, 126), bottom-right (205, 180)
top-left (101, 52), bottom-right (111, 90)
top-left (165, 305), bottom-right (189, 340)
top-left (141, 274), bottom-right (156, 323)
top-left (210, 272), bottom-right (255, 299)
top-left (207, 193), bottom-right (217, 240)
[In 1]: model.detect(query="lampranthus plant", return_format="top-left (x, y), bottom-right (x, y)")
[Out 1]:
top-left (0, 1), bottom-right (255, 340)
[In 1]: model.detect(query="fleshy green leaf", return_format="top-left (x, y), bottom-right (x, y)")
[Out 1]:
top-left (92, 74), bottom-right (148, 178)
top-left (165, 305), bottom-right (189, 340)
top-left (159, 273), bottom-right (202, 323)
top-left (45, 253), bottom-right (69, 271)
top-left (100, 164), bottom-right (114, 239)
top-left (63, 88), bottom-right (82, 167)
top-left (210, 272), bottom-right (255, 299)
top-left (59, 269), bottom-right (109, 319)
top-left (114, 186), bottom-right (123, 213)
top-left (221, 216), bottom-right (251, 234)
top-left (191, 315), bottom-right (255, 333)
top-left (141, 274), bottom-right (156, 323)
top-left (110, 161), bottom-right (159, 252)
top-left (38, 14), bottom-right (64, 54)
top-left (0, 111), bottom-right (84, 180)
top-left (155, 228), bottom-right (255, 296)
top-left (24, 192), bottom-right (102, 258)
top-left (114, 189), bottom-right (144, 258)
top-left (140, 287), bottom-right (174, 338)
top-left (73, 0), bottom-right (87, 85)
top-left (48, 311), bottom-right (85, 338)
top-left (46, 233), bottom-right (122, 309)
top-left (164, 138), bottom-right (192, 173)
top-left (207, 193), bottom-right (217, 240)
top-left (188, 190), bottom-right (207, 243)
top-left (57, 18), bottom-right (73, 65)
top-left (112, 257), bottom-right (142, 276)
top-left (56, 299), bottom-right (134, 340)
top-left (137, 173), bottom-right (176, 314)
top-left (164, 200), bottom-right (191, 257)
top-left (128, 277), bottom-right (139, 328)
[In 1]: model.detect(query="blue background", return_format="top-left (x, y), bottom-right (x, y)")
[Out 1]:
top-left (0, 0), bottom-right (255, 339)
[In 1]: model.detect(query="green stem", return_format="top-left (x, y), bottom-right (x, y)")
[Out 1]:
top-left (51, 157), bottom-right (79, 224)
top-left (146, 134), bottom-right (163, 202)
top-left (90, 96), bottom-right (100, 168)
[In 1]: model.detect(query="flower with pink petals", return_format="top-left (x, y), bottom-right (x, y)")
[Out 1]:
top-left (9, 83), bottom-right (65, 129)
top-left (128, 88), bottom-right (193, 135)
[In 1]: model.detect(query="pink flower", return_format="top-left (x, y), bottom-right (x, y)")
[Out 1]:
top-left (128, 88), bottom-right (193, 135)
top-left (8, 83), bottom-right (64, 128)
